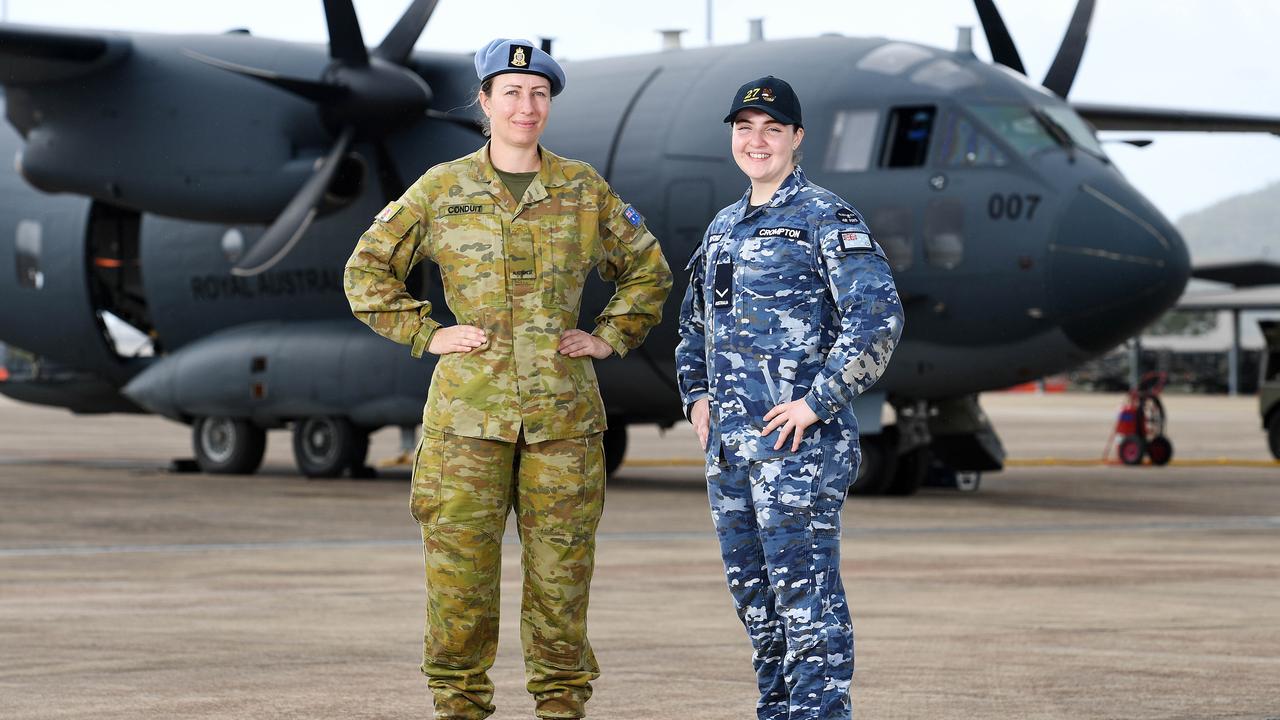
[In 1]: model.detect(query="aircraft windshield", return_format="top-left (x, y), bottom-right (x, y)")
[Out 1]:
top-left (1039, 105), bottom-right (1109, 159)
top-left (968, 105), bottom-right (1059, 158)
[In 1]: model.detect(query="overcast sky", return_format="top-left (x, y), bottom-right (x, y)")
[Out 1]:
top-left (7, 0), bottom-right (1280, 223)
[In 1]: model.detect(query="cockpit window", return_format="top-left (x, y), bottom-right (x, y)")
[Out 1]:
top-left (968, 105), bottom-right (1058, 158)
top-left (1039, 105), bottom-right (1108, 159)
top-left (937, 112), bottom-right (1009, 168)
top-left (824, 109), bottom-right (879, 173)
top-left (882, 106), bottom-right (935, 168)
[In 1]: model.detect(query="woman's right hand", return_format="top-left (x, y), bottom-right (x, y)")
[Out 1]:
top-left (690, 397), bottom-right (710, 451)
top-left (427, 324), bottom-right (487, 355)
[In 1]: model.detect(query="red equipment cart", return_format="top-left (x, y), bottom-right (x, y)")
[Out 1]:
top-left (1103, 371), bottom-right (1174, 466)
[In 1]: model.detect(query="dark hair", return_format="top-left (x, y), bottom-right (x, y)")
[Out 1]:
top-left (472, 79), bottom-right (494, 137)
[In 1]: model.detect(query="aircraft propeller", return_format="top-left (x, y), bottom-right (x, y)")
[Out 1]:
top-left (973, 0), bottom-right (1096, 98)
top-left (185, 0), bottom-right (483, 276)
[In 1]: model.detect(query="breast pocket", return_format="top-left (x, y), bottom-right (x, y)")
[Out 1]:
top-left (737, 236), bottom-right (820, 349)
top-left (540, 211), bottom-right (600, 313)
top-left (433, 213), bottom-right (506, 309)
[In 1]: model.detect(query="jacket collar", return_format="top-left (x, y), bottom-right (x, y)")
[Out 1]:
top-left (731, 165), bottom-right (808, 223)
top-left (471, 143), bottom-right (571, 211)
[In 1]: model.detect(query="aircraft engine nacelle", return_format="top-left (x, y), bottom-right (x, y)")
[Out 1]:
top-left (4, 27), bottom-right (337, 224)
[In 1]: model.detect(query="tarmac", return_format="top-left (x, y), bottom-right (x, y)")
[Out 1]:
top-left (1, 392), bottom-right (1277, 719)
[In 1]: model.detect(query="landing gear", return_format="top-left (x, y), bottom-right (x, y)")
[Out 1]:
top-left (1270, 417), bottom-right (1280, 461)
top-left (193, 416), bottom-right (266, 475)
top-left (850, 427), bottom-right (895, 495)
top-left (884, 445), bottom-right (930, 496)
top-left (292, 416), bottom-right (370, 478)
top-left (603, 423), bottom-right (628, 477)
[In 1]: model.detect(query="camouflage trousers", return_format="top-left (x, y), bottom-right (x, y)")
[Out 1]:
top-left (707, 441), bottom-right (857, 720)
top-left (411, 428), bottom-right (606, 719)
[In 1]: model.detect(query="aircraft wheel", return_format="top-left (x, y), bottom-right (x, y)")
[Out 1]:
top-left (884, 445), bottom-right (930, 496)
top-left (1118, 435), bottom-right (1145, 466)
top-left (1146, 435), bottom-right (1173, 466)
top-left (955, 471), bottom-right (982, 492)
top-left (850, 428), bottom-right (896, 496)
top-left (293, 416), bottom-right (365, 478)
top-left (603, 424), bottom-right (628, 477)
top-left (193, 417), bottom-right (266, 475)
top-left (1268, 413), bottom-right (1280, 460)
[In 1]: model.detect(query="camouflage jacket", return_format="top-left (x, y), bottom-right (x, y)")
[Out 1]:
top-left (675, 166), bottom-right (903, 462)
top-left (345, 144), bottom-right (672, 443)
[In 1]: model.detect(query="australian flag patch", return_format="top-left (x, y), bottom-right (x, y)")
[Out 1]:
top-left (624, 205), bottom-right (643, 227)
top-left (840, 231), bottom-right (873, 252)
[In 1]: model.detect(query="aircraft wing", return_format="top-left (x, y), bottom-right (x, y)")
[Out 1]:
top-left (1191, 259), bottom-right (1280, 288)
top-left (0, 24), bottom-right (130, 85)
top-left (1073, 102), bottom-right (1280, 136)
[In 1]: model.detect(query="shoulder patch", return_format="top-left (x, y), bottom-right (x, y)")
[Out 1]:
top-left (374, 202), bottom-right (420, 239)
top-left (835, 207), bottom-right (861, 225)
top-left (376, 203), bottom-right (403, 223)
top-left (839, 231), bottom-right (873, 252)
top-left (623, 205), bottom-right (643, 227)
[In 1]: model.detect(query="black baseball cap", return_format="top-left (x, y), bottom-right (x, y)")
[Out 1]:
top-left (723, 75), bottom-right (803, 128)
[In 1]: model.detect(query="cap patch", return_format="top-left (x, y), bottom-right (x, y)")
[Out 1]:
top-left (624, 205), bottom-right (643, 227)
top-left (836, 207), bottom-right (861, 225)
top-left (840, 231), bottom-right (873, 252)
top-left (742, 87), bottom-right (761, 102)
top-left (761, 88), bottom-right (775, 102)
top-left (508, 44), bottom-right (531, 68)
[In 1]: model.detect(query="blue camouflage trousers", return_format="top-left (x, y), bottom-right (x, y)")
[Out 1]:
top-left (707, 441), bottom-right (856, 720)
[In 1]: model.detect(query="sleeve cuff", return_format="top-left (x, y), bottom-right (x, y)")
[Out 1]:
top-left (683, 391), bottom-right (710, 420)
top-left (592, 323), bottom-right (629, 359)
top-left (804, 393), bottom-right (836, 424)
top-left (410, 319), bottom-right (441, 359)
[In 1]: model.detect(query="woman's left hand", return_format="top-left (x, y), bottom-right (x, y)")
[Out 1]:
top-left (558, 329), bottom-right (613, 359)
top-left (762, 399), bottom-right (820, 452)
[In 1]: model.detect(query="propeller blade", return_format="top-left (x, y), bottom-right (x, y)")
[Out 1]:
top-left (375, 0), bottom-right (440, 65)
top-left (972, 0), bottom-right (1026, 75)
top-left (323, 0), bottom-right (369, 67)
top-left (184, 50), bottom-right (346, 104)
top-left (231, 127), bottom-right (356, 277)
top-left (1042, 0), bottom-right (1096, 98)
top-left (425, 108), bottom-right (487, 137)
top-left (372, 139), bottom-right (406, 203)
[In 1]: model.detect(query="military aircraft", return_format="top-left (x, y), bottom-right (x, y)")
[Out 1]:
top-left (2, 0), bottom-right (1277, 493)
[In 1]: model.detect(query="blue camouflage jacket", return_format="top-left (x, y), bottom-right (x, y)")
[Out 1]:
top-left (675, 166), bottom-right (904, 463)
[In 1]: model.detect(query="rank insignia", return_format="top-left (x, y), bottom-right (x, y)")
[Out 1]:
top-left (713, 261), bottom-right (733, 308)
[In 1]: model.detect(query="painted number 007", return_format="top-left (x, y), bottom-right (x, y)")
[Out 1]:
top-left (987, 193), bottom-right (1041, 221)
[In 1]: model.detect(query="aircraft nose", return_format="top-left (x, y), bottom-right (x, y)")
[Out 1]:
top-left (1047, 179), bottom-right (1191, 355)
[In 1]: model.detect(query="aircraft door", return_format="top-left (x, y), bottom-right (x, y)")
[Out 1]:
top-left (86, 202), bottom-right (158, 358)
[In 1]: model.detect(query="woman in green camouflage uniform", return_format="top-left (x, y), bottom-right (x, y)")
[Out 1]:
top-left (344, 39), bottom-right (671, 720)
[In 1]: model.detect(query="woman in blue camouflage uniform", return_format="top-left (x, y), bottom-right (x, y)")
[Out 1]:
top-left (675, 76), bottom-right (903, 720)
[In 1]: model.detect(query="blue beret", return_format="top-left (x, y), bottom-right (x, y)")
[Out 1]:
top-left (474, 38), bottom-right (565, 97)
